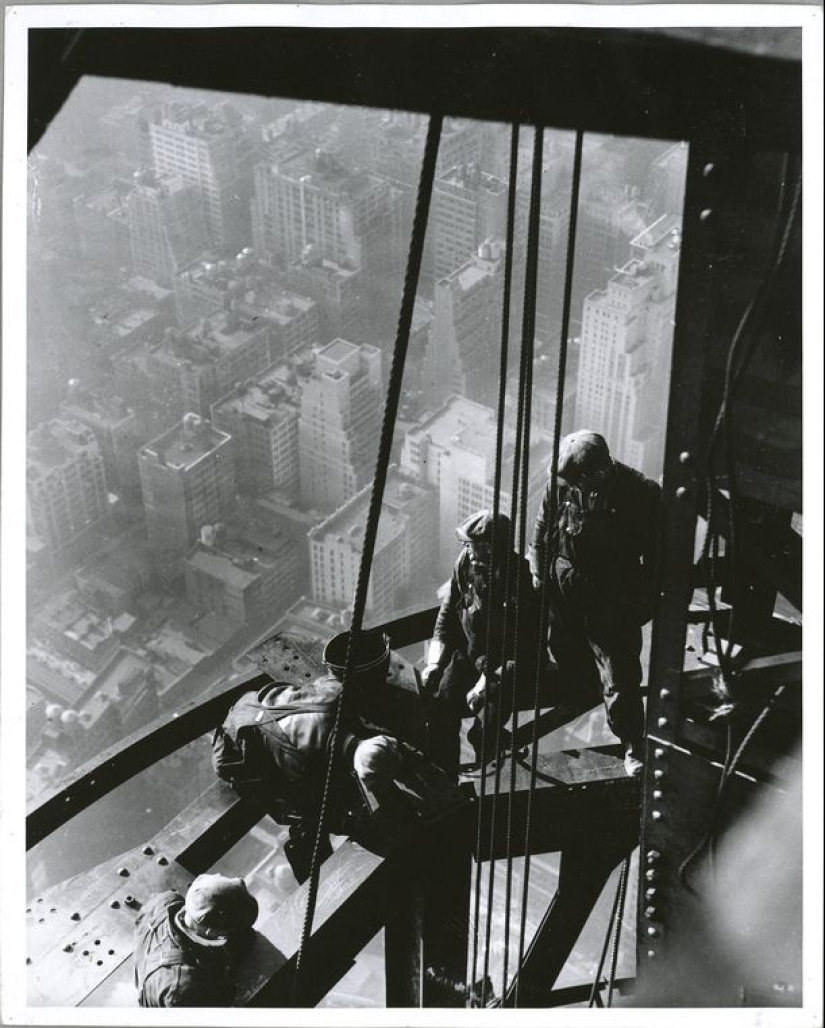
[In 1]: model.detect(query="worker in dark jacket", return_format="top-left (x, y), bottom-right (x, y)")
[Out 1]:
top-left (214, 629), bottom-right (415, 882)
top-left (422, 510), bottom-right (541, 775)
top-left (134, 874), bottom-right (258, 1007)
top-left (529, 430), bottom-right (661, 777)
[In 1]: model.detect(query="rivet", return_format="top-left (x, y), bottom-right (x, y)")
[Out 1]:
top-left (96, 960), bottom-right (103, 967)
top-left (645, 888), bottom-right (657, 901)
top-left (646, 926), bottom-right (659, 937)
top-left (657, 717), bottom-right (669, 728)
top-left (156, 855), bottom-right (168, 866)
top-left (645, 869), bottom-right (657, 881)
top-left (675, 486), bottom-right (688, 500)
top-left (646, 850), bottom-right (661, 863)
top-left (117, 867), bottom-right (130, 877)
top-left (644, 906), bottom-right (657, 919)
top-left (700, 208), bottom-right (713, 222)
top-left (63, 944), bottom-right (73, 953)
top-left (110, 900), bottom-right (120, 909)
top-left (142, 845), bottom-right (154, 856)
top-left (71, 912), bottom-right (81, 921)
top-left (659, 688), bottom-right (671, 700)
top-left (647, 949), bottom-right (657, 959)
top-left (678, 450), bottom-right (692, 464)
top-left (654, 769), bottom-right (665, 780)
top-left (26, 957), bottom-right (32, 965)
top-left (653, 789), bottom-right (663, 800)
top-left (654, 748), bottom-right (666, 760)
top-left (652, 810), bottom-right (663, 821)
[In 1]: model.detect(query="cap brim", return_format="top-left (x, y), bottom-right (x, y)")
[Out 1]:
top-left (175, 908), bottom-right (229, 948)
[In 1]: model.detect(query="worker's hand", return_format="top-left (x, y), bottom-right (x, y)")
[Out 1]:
top-left (352, 735), bottom-right (404, 792)
top-left (466, 675), bottom-right (487, 715)
top-left (420, 662), bottom-right (443, 696)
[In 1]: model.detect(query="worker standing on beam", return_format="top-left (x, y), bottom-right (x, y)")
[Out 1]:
top-left (134, 874), bottom-right (259, 1007)
top-left (529, 430), bottom-right (661, 777)
top-left (421, 510), bottom-right (541, 777)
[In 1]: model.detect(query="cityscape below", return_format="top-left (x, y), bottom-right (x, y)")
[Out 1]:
top-left (24, 76), bottom-right (686, 1003)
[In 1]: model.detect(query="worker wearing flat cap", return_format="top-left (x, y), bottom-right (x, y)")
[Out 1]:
top-left (530, 430), bottom-right (661, 777)
top-left (134, 874), bottom-right (258, 1007)
top-left (422, 510), bottom-right (541, 776)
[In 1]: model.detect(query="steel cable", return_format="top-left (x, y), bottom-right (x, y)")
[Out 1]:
top-left (472, 121), bottom-right (520, 1009)
top-left (291, 112), bottom-right (443, 1004)
top-left (514, 128), bottom-right (584, 1007)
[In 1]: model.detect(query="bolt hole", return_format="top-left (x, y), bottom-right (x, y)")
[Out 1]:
top-left (96, 960), bottom-right (103, 967)
top-left (108, 949), bottom-right (115, 956)
top-left (94, 939), bottom-right (100, 945)
top-left (83, 950), bottom-right (89, 956)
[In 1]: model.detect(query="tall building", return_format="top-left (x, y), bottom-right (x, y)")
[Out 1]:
top-left (423, 240), bottom-right (505, 409)
top-left (72, 187), bottom-right (132, 273)
top-left (251, 146), bottom-right (404, 279)
top-left (184, 519), bottom-right (301, 626)
top-left (282, 250), bottom-right (366, 344)
top-left (147, 309), bottom-right (271, 418)
top-left (573, 184), bottom-right (651, 315)
top-left (27, 419), bottom-right (109, 566)
top-left (149, 101), bottom-right (253, 248)
top-left (61, 380), bottom-right (143, 495)
top-left (174, 250), bottom-right (319, 362)
top-left (575, 214), bottom-right (681, 478)
top-left (430, 163), bottom-right (508, 281)
top-left (100, 94), bottom-right (163, 173)
top-left (647, 142), bottom-right (689, 219)
top-left (138, 413), bottom-right (236, 570)
top-left (211, 372), bottom-right (301, 500)
top-left (127, 171), bottom-right (209, 287)
top-left (298, 339), bottom-right (382, 513)
top-left (399, 396), bottom-right (551, 567)
top-left (308, 471), bottom-right (436, 622)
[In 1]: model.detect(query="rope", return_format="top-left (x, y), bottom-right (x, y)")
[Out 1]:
top-left (587, 858), bottom-right (624, 1007)
top-left (606, 855), bottom-right (630, 1007)
top-left (678, 682), bottom-right (786, 891)
top-left (515, 129), bottom-right (584, 1007)
top-left (290, 112), bottom-right (443, 1004)
top-left (684, 157), bottom-right (801, 897)
top-left (501, 124), bottom-right (544, 1004)
top-left (472, 121), bottom-right (520, 1009)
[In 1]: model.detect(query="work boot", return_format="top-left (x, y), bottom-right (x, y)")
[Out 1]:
top-left (623, 741), bottom-right (644, 778)
top-left (467, 719), bottom-right (512, 769)
top-left (283, 822), bottom-right (332, 884)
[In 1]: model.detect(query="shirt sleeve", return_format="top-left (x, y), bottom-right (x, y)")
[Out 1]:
top-left (529, 484), bottom-right (554, 577)
top-left (432, 563), bottom-right (462, 653)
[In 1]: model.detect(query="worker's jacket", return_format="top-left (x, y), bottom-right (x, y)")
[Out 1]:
top-left (134, 892), bottom-right (234, 1007)
top-left (530, 460), bottom-right (661, 615)
top-left (434, 548), bottom-right (541, 676)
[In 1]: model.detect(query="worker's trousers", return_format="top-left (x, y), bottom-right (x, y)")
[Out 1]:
top-left (547, 557), bottom-right (646, 751)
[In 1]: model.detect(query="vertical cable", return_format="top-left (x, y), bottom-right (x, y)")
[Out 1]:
top-left (472, 122), bottom-right (520, 1008)
top-left (606, 856), bottom-right (630, 1007)
top-left (501, 125), bottom-right (544, 1003)
top-left (291, 112), bottom-right (443, 1005)
top-left (514, 129), bottom-right (584, 1005)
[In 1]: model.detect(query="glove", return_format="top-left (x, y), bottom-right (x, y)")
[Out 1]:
top-left (466, 674), bottom-right (487, 715)
top-left (352, 734), bottom-right (403, 792)
top-left (420, 662), bottom-right (443, 696)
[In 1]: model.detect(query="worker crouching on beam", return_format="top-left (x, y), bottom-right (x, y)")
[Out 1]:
top-left (134, 874), bottom-right (259, 1007)
top-left (213, 629), bottom-right (413, 883)
top-left (529, 431), bottom-right (661, 777)
top-left (421, 510), bottom-right (541, 777)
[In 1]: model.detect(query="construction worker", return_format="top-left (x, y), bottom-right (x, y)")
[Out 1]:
top-left (421, 510), bottom-right (541, 776)
top-left (213, 629), bottom-right (412, 883)
top-left (134, 874), bottom-right (258, 1007)
top-left (529, 430), bottom-right (661, 777)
